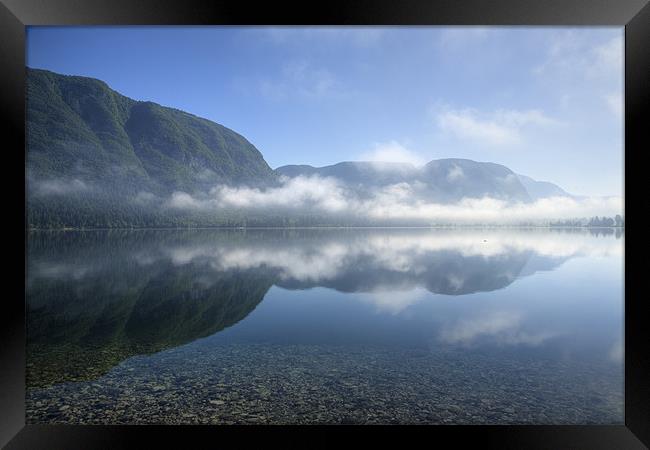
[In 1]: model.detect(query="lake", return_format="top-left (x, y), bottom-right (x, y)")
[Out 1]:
top-left (25, 228), bottom-right (624, 424)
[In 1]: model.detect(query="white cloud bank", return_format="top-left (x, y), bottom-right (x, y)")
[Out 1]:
top-left (359, 141), bottom-right (425, 166)
top-left (168, 175), bottom-right (350, 212)
top-left (165, 175), bottom-right (622, 225)
top-left (32, 178), bottom-right (90, 196)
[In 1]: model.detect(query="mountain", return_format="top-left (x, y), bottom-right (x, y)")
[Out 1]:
top-left (26, 68), bottom-right (276, 196)
top-left (516, 174), bottom-right (572, 200)
top-left (26, 68), bottom-right (578, 228)
top-left (277, 161), bottom-right (419, 186)
top-left (277, 159), bottom-right (533, 203)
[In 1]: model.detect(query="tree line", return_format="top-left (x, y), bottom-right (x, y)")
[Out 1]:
top-left (550, 215), bottom-right (624, 227)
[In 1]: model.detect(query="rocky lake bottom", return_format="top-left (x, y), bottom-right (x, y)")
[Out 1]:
top-left (26, 342), bottom-right (622, 425)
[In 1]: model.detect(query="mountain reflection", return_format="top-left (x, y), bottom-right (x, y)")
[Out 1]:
top-left (26, 228), bottom-right (621, 387)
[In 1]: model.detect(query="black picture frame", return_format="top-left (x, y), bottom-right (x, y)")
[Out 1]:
top-left (1, 0), bottom-right (648, 448)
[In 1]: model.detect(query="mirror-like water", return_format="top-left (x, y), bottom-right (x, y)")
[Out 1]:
top-left (26, 228), bottom-right (624, 424)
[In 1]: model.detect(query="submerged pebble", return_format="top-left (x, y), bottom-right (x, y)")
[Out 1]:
top-left (26, 342), bottom-right (623, 425)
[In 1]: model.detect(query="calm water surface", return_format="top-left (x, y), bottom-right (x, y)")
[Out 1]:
top-left (26, 228), bottom-right (624, 424)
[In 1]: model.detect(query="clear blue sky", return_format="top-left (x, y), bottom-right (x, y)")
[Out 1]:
top-left (27, 26), bottom-right (623, 197)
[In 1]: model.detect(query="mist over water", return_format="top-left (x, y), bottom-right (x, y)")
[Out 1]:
top-left (163, 175), bottom-right (623, 224)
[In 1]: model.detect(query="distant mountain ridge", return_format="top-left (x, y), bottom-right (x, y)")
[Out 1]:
top-left (277, 160), bottom-right (573, 203)
top-left (516, 174), bottom-right (572, 200)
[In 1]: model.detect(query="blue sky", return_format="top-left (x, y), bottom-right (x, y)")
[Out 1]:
top-left (27, 26), bottom-right (623, 197)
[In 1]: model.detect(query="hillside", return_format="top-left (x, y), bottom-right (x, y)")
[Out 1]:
top-left (27, 68), bottom-right (276, 196)
top-left (517, 174), bottom-right (572, 200)
top-left (278, 159), bottom-right (544, 203)
top-left (26, 69), bottom-right (583, 228)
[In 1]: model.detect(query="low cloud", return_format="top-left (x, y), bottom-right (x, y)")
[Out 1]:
top-left (359, 141), bottom-right (425, 166)
top-left (362, 194), bottom-right (622, 224)
top-left (133, 191), bottom-right (158, 205)
top-left (446, 164), bottom-right (465, 182)
top-left (31, 262), bottom-right (92, 281)
top-left (164, 175), bottom-right (622, 225)
top-left (166, 175), bottom-right (351, 214)
top-left (32, 178), bottom-right (90, 196)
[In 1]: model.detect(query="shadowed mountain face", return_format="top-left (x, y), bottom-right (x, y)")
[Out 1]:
top-left (277, 159), bottom-right (533, 203)
top-left (26, 228), bottom-right (594, 388)
top-left (517, 174), bottom-right (572, 200)
top-left (276, 161), bottom-right (419, 187)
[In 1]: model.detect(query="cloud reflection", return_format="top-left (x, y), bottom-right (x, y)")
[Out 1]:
top-left (30, 230), bottom-right (621, 308)
top-left (439, 311), bottom-right (559, 347)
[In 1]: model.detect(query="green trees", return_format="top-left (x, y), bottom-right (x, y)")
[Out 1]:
top-left (26, 68), bottom-right (278, 229)
top-left (550, 216), bottom-right (624, 228)
top-left (588, 216), bottom-right (616, 227)
top-left (26, 68), bottom-right (626, 230)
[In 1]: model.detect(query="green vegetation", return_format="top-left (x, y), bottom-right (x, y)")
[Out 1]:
top-left (27, 68), bottom-right (277, 228)
top-left (549, 215), bottom-right (624, 227)
top-left (26, 68), bottom-right (624, 229)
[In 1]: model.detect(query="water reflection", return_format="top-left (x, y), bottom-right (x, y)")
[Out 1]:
top-left (26, 228), bottom-right (624, 424)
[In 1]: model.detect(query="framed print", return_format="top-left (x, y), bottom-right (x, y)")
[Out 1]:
top-left (1, 0), bottom-right (648, 448)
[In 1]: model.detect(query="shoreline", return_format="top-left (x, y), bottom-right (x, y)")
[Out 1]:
top-left (26, 225), bottom-right (626, 231)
